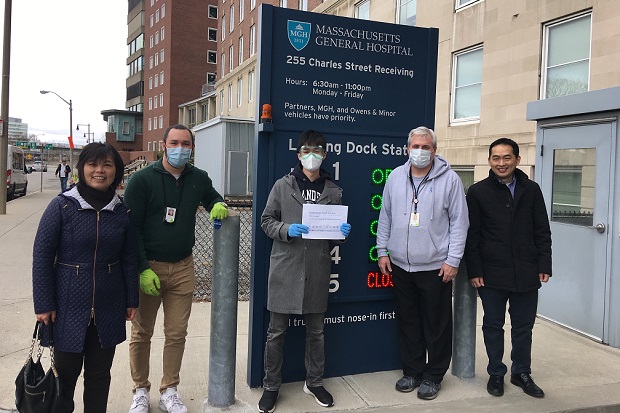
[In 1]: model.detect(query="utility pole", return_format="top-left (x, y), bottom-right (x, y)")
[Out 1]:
top-left (0, 0), bottom-right (13, 214)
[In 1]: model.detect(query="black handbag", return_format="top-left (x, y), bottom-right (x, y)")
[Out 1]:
top-left (15, 321), bottom-right (73, 413)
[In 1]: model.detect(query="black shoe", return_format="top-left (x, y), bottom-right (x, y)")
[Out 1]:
top-left (303, 382), bottom-right (334, 407)
top-left (510, 373), bottom-right (545, 398)
top-left (257, 389), bottom-right (279, 412)
top-left (487, 375), bottom-right (504, 396)
top-left (395, 375), bottom-right (423, 393)
top-left (417, 380), bottom-right (441, 400)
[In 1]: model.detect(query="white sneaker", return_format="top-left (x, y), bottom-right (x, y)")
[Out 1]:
top-left (159, 387), bottom-right (188, 413)
top-left (129, 388), bottom-right (150, 413)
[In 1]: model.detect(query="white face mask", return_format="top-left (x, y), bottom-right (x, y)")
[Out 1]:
top-left (409, 148), bottom-right (432, 168)
top-left (300, 153), bottom-right (323, 172)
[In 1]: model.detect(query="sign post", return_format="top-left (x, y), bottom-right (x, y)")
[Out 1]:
top-left (249, 5), bottom-right (438, 387)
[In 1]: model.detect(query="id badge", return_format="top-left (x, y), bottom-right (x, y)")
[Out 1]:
top-left (409, 212), bottom-right (420, 227)
top-left (165, 207), bottom-right (177, 223)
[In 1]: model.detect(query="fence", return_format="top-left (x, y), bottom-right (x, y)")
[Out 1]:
top-left (193, 198), bottom-right (253, 301)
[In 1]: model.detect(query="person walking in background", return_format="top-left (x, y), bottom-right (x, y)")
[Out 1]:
top-left (123, 124), bottom-right (228, 413)
top-left (465, 138), bottom-right (552, 398)
top-left (257, 130), bottom-right (351, 413)
top-left (32, 143), bottom-right (139, 412)
top-left (55, 158), bottom-right (71, 192)
top-left (376, 126), bottom-right (469, 400)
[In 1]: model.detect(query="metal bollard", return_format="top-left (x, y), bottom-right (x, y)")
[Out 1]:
top-left (452, 262), bottom-right (477, 378)
top-left (208, 210), bottom-right (240, 408)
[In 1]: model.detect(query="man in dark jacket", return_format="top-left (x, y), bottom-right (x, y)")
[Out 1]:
top-left (465, 138), bottom-right (552, 399)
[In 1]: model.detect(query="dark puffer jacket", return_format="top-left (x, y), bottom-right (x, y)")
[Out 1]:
top-left (32, 187), bottom-right (139, 352)
top-left (464, 168), bottom-right (552, 292)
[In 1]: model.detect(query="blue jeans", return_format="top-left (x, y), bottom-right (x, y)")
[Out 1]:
top-left (60, 176), bottom-right (69, 192)
top-left (263, 312), bottom-right (325, 390)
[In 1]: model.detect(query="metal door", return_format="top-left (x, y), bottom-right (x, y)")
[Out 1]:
top-left (228, 151), bottom-right (249, 195)
top-left (538, 122), bottom-right (612, 341)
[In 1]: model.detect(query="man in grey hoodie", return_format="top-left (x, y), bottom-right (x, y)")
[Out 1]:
top-left (376, 126), bottom-right (469, 400)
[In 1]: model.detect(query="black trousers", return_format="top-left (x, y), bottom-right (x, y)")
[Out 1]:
top-left (477, 286), bottom-right (538, 376)
top-left (54, 322), bottom-right (116, 413)
top-left (392, 265), bottom-right (453, 384)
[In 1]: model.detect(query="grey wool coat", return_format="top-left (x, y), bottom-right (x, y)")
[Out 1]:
top-left (261, 172), bottom-right (343, 314)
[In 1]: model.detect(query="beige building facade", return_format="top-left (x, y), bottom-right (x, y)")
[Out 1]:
top-left (315, 0), bottom-right (620, 187)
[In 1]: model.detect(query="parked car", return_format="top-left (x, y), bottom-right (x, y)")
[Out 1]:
top-left (31, 161), bottom-right (47, 172)
top-left (6, 145), bottom-right (29, 200)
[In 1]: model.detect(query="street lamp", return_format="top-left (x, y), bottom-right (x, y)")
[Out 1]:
top-left (40, 90), bottom-right (73, 175)
top-left (76, 123), bottom-right (94, 144)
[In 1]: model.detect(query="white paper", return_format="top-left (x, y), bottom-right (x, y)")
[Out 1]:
top-left (301, 204), bottom-right (349, 240)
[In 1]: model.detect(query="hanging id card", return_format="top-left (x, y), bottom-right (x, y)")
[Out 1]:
top-left (164, 207), bottom-right (177, 223)
top-left (409, 212), bottom-right (420, 227)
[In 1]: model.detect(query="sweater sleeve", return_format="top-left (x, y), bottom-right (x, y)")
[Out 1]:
top-left (376, 175), bottom-right (393, 258)
top-left (445, 174), bottom-right (469, 268)
top-left (121, 209), bottom-right (140, 308)
top-left (260, 179), bottom-right (290, 242)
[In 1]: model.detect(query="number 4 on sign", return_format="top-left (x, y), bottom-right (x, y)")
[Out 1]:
top-left (331, 246), bottom-right (341, 264)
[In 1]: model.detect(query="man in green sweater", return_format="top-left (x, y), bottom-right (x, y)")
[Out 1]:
top-left (124, 124), bottom-right (228, 413)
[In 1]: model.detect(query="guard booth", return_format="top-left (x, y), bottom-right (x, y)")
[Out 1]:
top-left (527, 86), bottom-right (620, 348)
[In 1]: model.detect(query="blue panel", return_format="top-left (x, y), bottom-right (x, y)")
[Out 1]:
top-left (249, 4), bottom-right (438, 387)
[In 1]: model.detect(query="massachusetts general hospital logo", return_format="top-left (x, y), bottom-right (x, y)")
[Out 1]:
top-left (287, 20), bottom-right (311, 51)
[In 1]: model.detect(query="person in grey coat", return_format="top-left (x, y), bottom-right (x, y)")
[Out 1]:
top-left (257, 130), bottom-right (352, 413)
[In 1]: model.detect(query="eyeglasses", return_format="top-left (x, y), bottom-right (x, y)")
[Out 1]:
top-left (300, 146), bottom-right (325, 155)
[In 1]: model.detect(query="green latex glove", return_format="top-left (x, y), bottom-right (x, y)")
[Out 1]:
top-left (140, 269), bottom-right (161, 296)
top-left (210, 202), bottom-right (228, 220)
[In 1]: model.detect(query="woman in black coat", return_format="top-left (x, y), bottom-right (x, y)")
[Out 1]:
top-left (32, 143), bottom-right (139, 412)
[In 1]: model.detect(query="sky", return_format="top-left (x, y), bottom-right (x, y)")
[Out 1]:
top-left (0, 1), bottom-right (128, 146)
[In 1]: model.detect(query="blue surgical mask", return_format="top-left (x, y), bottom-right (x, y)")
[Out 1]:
top-left (166, 147), bottom-right (192, 168)
top-left (409, 149), bottom-right (432, 169)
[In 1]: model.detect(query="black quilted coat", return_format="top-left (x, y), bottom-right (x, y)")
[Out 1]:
top-left (32, 187), bottom-right (139, 352)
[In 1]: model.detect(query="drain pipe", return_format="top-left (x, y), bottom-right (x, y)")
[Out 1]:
top-left (452, 262), bottom-right (477, 378)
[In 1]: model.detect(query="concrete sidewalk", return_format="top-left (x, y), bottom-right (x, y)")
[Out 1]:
top-left (1, 190), bottom-right (620, 412)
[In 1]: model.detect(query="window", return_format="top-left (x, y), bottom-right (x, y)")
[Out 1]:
top-left (207, 50), bottom-right (217, 64)
top-left (220, 90), bottom-right (224, 114)
top-left (160, 71), bottom-right (164, 84)
top-left (455, 0), bottom-right (479, 9)
top-left (150, 14), bottom-right (153, 27)
top-left (250, 25), bottom-right (256, 55)
top-left (161, 27), bottom-right (165, 40)
top-left (160, 93), bottom-right (164, 106)
top-left (188, 108), bottom-right (196, 128)
top-left (154, 73), bottom-right (159, 87)
top-left (148, 118), bottom-right (152, 131)
top-left (155, 52), bottom-right (159, 66)
top-left (122, 121), bottom-right (130, 135)
top-left (237, 78), bottom-right (243, 107)
top-left (155, 32), bottom-right (159, 45)
top-left (155, 9), bottom-right (160, 23)
top-left (159, 115), bottom-right (163, 129)
top-left (280, 0), bottom-right (287, 7)
top-left (149, 56), bottom-right (153, 69)
top-left (221, 17), bottom-right (226, 40)
top-left (230, 5), bottom-right (234, 32)
top-left (149, 97), bottom-right (153, 110)
top-left (208, 28), bottom-right (217, 41)
top-left (239, 0), bottom-right (244, 21)
top-left (451, 46), bottom-right (483, 123)
top-left (239, 36), bottom-right (244, 65)
top-left (160, 49), bottom-right (164, 62)
top-left (221, 52), bottom-right (226, 75)
top-left (154, 117), bottom-right (158, 129)
top-left (399, 0), bottom-right (416, 26)
top-left (149, 76), bottom-right (153, 89)
top-left (154, 97), bottom-right (158, 108)
top-left (150, 0), bottom-right (154, 6)
top-left (299, 0), bottom-right (307, 11)
top-left (452, 167), bottom-right (474, 194)
top-left (148, 141), bottom-right (152, 151)
top-left (229, 45), bottom-right (234, 71)
top-left (161, 4), bottom-right (165, 18)
top-left (542, 13), bottom-right (591, 99)
top-left (248, 70), bottom-right (254, 102)
top-left (150, 35), bottom-right (154, 48)
top-left (207, 73), bottom-right (216, 84)
top-left (208, 5), bottom-right (218, 18)
top-left (201, 103), bottom-right (208, 122)
top-left (355, 0), bottom-right (369, 20)
top-left (228, 83), bottom-right (233, 111)
top-left (250, 0), bottom-right (256, 9)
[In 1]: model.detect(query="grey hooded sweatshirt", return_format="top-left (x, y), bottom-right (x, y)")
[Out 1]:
top-left (376, 155), bottom-right (469, 272)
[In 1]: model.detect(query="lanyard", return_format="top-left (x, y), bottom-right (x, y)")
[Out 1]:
top-left (161, 173), bottom-right (185, 210)
top-left (409, 168), bottom-right (432, 214)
